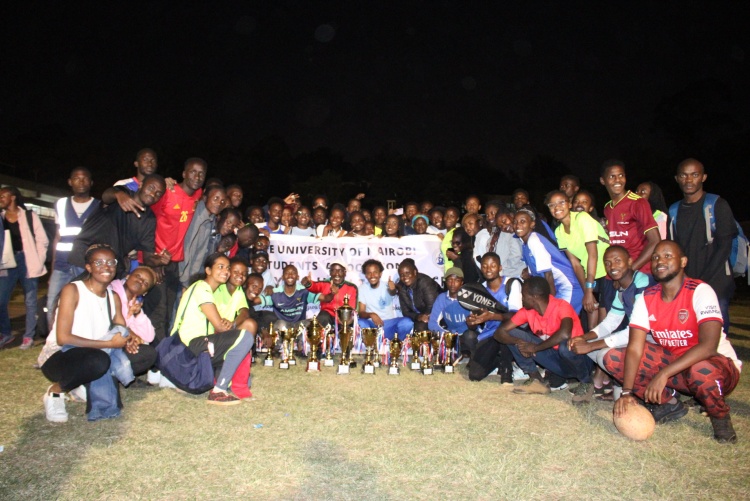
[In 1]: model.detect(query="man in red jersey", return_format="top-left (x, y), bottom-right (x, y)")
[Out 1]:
top-left (600, 159), bottom-right (660, 274)
top-left (605, 241), bottom-right (741, 442)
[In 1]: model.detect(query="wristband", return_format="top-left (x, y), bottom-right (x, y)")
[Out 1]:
top-left (584, 281), bottom-right (595, 289)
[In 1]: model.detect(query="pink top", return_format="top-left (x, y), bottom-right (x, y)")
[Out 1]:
top-left (111, 279), bottom-right (155, 343)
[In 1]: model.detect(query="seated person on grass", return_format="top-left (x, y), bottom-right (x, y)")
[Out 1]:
top-left (606, 241), bottom-right (742, 443)
top-left (301, 260), bottom-right (358, 329)
top-left (396, 258), bottom-right (441, 332)
top-left (568, 245), bottom-right (654, 400)
top-left (358, 259), bottom-right (413, 340)
top-left (493, 276), bottom-right (595, 405)
top-left (245, 272), bottom-right (277, 333)
top-left (465, 253), bottom-right (522, 383)
top-left (254, 264), bottom-right (322, 332)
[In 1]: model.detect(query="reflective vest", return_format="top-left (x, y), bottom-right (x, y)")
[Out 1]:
top-left (54, 197), bottom-right (100, 270)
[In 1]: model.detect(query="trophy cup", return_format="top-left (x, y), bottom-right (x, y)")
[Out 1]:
top-left (443, 332), bottom-right (458, 374)
top-left (361, 328), bottom-right (378, 374)
top-left (430, 331), bottom-right (443, 372)
top-left (388, 336), bottom-right (403, 375)
top-left (306, 317), bottom-right (323, 372)
top-left (336, 294), bottom-right (354, 375)
top-left (323, 326), bottom-right (335, 367)
top-left (408, 333), bottom-right (421, 371)
top-left (288, 325), bottom-right (302, 366)
top-left (372, 328), bottom-right (382, 368)
top-left (262, 323), bottom-right (277, 367)
top-left (421, 331), bottom-right (434, 375)
top-left (279, 329), bottom-right (296, 369)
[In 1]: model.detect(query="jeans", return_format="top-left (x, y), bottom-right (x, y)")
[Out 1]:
top-left (358, 317), bottom-right (414, 340)
top-left (506, 328), bottom-right (593, 382)
top-left (46, 265), bottom-right (80, 326)
top-left (718, 296), bottom-right (731, 335)
top-left (0, 252), bottom-right (39, 340)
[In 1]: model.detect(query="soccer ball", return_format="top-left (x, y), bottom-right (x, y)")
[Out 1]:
top-left (613, 404), bottom-right (656, 441)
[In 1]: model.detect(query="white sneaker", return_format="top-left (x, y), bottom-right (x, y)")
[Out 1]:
top-left (44, 386), bottom-right (68, 423)
top-left (147, 370), bottom-right (162, 386)
top-left (512, 363), bottom-right (529, 382)
top-left (68, 385), bottom-right (87, 403)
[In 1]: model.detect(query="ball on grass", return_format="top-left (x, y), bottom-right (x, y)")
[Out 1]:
top-left (613, 404), bottom-right (655, 441)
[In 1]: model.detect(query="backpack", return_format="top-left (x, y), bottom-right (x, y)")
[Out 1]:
top-left (669, 193), bottom-right (749, 278)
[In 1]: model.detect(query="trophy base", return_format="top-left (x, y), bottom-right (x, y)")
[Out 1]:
top-left (288, 359), bottom-right (297, 366)
top-left (410, 362), bottom-right (422, 371)
top-left (373, 361), bottom-right (381, 368)
top-left (363, 364), bottom-right (375, 374)
top-left (306, 361), bottom-right (320, 372)
top-left (444, 364), bottom-right (455, 374)
top-left (388, 366), bottom-right (400, 376)
top-left (279, 362), bottom-right (290, 370)
top-left (323, 358), bottom-right (335, 367)
top-left (422, 367), bottom-right (434, 375)
top-left (433, 364), bottom-right (444, 371)
top-left (263, 359), bottom-right (274, 367)
top-left (337, 364), bottom-right (350, 375)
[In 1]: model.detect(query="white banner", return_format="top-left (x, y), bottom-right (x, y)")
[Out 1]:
top-left (266, 234), bottom-right (445, 289)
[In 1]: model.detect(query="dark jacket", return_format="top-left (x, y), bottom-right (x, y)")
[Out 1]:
top-left (397, 273), bottom-right (441, 321)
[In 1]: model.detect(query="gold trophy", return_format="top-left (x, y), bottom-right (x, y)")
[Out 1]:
top-left (361, 328), bottom-right (378, 374)
top-left (388, 336), bottom-right (403, 375)
top-left (323, 326), bottom-right (335, 367)
top-left (306, 317), bottom-right (323, 372)
top-left (262, 323), bottom-right (277, 367)
top-left (429, 331), bottom-right (442, 373)
top-left (279, 328), bottom-right (296, 369)
top-left (336, 294), bottom-right (354, 375)
top-left (408, 333), bottom-right (421, 371)
top-left (443, 332), bottom-right (458, 374)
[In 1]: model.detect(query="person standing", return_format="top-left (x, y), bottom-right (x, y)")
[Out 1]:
top-left (0, 187), bottom-right (49, 349)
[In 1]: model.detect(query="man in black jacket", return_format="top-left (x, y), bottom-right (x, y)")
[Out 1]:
top-left (396, 258), bottom-right (441, 332)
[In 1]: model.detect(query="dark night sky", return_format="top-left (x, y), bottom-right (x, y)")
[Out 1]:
top-left (2, 2), bottom-right (749, 197)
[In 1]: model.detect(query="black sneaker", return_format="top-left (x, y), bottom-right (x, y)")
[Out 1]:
top-left (647, 399), bottom-right (688, 424)
top-left (710, 416), bottom-right (737, 443)
top-left (544, 371), bottom-right (569, 391)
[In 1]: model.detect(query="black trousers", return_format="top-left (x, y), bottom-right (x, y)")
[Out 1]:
top-left (143, 262), bottom-right (180, 344)
top-left (469, 336), bottom-right (514, 383)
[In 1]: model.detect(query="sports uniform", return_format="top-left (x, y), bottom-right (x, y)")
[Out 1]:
top-left (604, 191), bottom-right (658, 274)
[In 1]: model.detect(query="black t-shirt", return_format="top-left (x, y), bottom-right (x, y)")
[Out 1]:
top-left (2, 218), bottom-right (22, 253)
top-left (673, 194), bottom-right (737, 298)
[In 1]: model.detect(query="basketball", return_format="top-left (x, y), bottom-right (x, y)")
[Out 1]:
top-left (613, 404), bottom-right (656, 441)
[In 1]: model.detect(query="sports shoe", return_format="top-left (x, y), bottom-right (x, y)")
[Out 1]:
top-left (146, 370), bottom-right (162, 386)
top-left (512, 363), bottom-right (529, 381)
top-left (513, 377), bottom-right (551, 395)
top-left (0, 335), bottom-right (15, 348)
top-left (710, 415), bottom-right (737, 443)
top-left (207, 390), bottom-right (241, 406)
top-left (647, 399), bottom-right (688, 424)
top-left (571, 382), bottom-right (594, 405)
top-left (44, 386), bottom-right (69, 423)
top-left (545, 372), bottom-right (569, 391)
top-left (19, 338), bottom-right (33, 350)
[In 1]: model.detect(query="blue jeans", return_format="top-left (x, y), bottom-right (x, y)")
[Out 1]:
top-left (718, 296), bottom-right (730, 335)
top-left (0, 252), bottom-right (39, 340)
top-left (358, 317), bottom-right (414, 340)
top-left (506, 328), bottom-right (593, 382)
top-left (46, 265), bottom-right (81, 326)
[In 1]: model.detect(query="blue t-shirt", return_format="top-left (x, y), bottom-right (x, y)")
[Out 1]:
top-left (259, 285), bottom-right (320, 322)
top-left (428, 293), bottom-right (471, 333)
top-left (358, 280), bottom-right (396, 320)
top-left (477, 278), bottom-right (522, 341)
top-left (520, 232), bottom-right (583, 312)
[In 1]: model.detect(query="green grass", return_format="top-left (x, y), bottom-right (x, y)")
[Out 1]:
top-left (2, 300), bottom-right (750, 500)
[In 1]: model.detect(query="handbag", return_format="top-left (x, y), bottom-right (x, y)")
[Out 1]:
top-left (0, 229), bottom-right (16, 270)
top-left (155, 284), bottom-right (214, 394)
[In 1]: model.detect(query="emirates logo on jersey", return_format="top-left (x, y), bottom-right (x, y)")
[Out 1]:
top-left (678, 309), bottom-right (690, 324)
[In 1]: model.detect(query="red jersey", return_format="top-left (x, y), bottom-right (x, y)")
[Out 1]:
top-left (511, 295), bottom-right (584, 348)
top-left (630, 278), bottom-right (739, 368)
top-left (604, 191), bottom-right (658, 273)
top-left (150, 184), bottom-right (202, 262)
top-left (308, 280), bottom-right (358, 318)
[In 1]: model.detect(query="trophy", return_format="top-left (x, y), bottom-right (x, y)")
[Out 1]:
top-left (279, 328), bottom-right (296, 369)
top-left (372, 328), bottom-right (382, 368)
top-left (443, 332), bottom-right (458, 373)
top-left (421, 331), bottom-right (434, 375)
top-left (323, 326), bottom-right (335, 367)
top-left (361, 328), bottom-right (378, 374)
top-left (336, 294), bottom-right (354, 375)
top-left (430, 331), bottom-right (443, 372)
top-left (262, 323), bottom-right (277, 367)
top-left (408, 334), bottom-right (421, 371)
top-left (306, 316), bottom-right (323, 372)
top-left (388, 336), bottom-right (403, 375)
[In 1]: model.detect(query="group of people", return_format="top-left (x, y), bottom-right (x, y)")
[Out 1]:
top-left (0, 149), bottom-right (742, 442)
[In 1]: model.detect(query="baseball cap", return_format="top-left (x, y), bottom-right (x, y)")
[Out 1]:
top-left (444, 267), bottom-right (464, 279)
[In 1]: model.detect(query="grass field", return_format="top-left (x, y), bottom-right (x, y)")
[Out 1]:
top-left (1, 298), bottom-right (750, 500)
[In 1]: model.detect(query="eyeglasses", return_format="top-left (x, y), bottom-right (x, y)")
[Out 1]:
top-left (546, 200), bottom-right (567, 209)
top-left (92, 259), bottom-right (118, 267)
